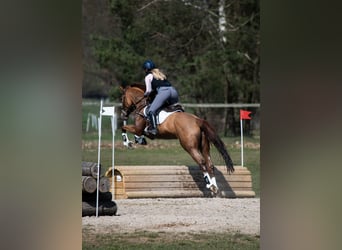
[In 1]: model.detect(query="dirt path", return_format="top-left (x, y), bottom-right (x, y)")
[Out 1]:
top-left (82, 198), bottom-right (260, 236)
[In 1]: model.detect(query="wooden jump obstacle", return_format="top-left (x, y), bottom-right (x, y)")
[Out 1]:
top-left (105, 165), bottom-right (255, 199)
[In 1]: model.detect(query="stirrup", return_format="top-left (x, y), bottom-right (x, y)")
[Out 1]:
top-left (147, 128), bottom-right (158, 135)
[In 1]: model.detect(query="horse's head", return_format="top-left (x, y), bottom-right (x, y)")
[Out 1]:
top-left (120, 84), bottom-right (146, 120)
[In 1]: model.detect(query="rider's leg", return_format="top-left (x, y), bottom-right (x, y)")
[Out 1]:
top-left (147, 88), bottom-right (169, 135)
top-left (169, 86), bottom-right (179, 104)
top-left (147, 111), bottom-right (158, 135)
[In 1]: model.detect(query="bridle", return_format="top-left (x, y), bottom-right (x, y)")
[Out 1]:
top-left (121, 91), bottom-right (147, 120)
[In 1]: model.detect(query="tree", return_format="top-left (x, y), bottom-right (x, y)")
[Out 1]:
top-left (83, 0), bottom-right (259, 135)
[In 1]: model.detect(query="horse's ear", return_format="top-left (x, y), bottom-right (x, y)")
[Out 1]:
top-left (119, 85), bottom-right (125, 92)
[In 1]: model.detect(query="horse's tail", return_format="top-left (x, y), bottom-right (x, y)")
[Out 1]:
top-left (200, 119), bottom-right (234, 174)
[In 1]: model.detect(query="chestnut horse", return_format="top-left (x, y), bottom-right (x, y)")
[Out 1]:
top-left (120, 84), bottom-right (234, 194)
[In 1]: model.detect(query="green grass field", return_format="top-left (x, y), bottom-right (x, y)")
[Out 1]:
top-left (82, 231), bottom-right (260, 250)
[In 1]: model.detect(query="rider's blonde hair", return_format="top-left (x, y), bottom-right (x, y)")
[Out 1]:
top-left (151, 68), bottom-right (166, 80)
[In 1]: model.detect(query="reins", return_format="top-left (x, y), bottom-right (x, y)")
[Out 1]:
top-left (121, 90), bottom-right (147, 119)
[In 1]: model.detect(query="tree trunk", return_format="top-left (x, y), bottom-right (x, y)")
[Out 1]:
top-left (218, 0), bottom-right (227, 43)
top-left (82, 161), bottom-right (104, 178)
top-left (99, 176), bottom-right (110, 193)
top-left (82, 176), bottom-right (97, 194)
top-left (82, 200), bottom-right (117, 217)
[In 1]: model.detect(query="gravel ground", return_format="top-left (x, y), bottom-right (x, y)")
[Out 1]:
top-left (82, 198), bottom-right (260, 236)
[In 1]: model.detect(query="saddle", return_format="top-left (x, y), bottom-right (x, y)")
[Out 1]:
top-left (162, 103), bottom-right (185, 113)
top-left (143, 103), bottom-right (184, 126)
top-left (144, 103), bottom-right (184, 116)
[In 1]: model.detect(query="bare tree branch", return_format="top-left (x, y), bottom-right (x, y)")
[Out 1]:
top-left (137, 0), bottom-right (160, 12)
top-left (180, 0), bottom-right (219, 18)
top-left (227, 12), bottom-right (257, 32)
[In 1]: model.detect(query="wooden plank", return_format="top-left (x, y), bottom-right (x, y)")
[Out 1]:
top-left (114, 183), bottom-right (124, 188)
top-left (115, 165), bottom-right (249, 172)
top-left (123, 181), bottom-right (252, 189)
top-left (121, 174), bottom-right (252, 185)
top-left (115, 169), bottom-right (251, 176)
top-left (125, 190), bottom-right (255, 198)
top-left (216, 175), bottom-right (252, 182)
top-left (113, 189), bottom-right (125, 195)
top-left (115, 165), bottom-right (247, 169)
top-left (126, 190), bottom-right (213, 198)
top-left (123, 175), bottom-right (252, 182)
top-left (227, 187), bottom-right (253, 191)
top-left (110, 186), bottom-right (253, 196)
top-left (122, 186), bottom-right (253, 191)
top-left (123, 188), bottom-right (253, 194)
top-left (114, 194), bottom-right (127, 199)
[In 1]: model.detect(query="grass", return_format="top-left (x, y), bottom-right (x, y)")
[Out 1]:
top-left (82, 230), bottom-right (260, 250)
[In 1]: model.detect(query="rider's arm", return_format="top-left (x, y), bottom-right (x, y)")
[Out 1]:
top-left (144, 73), bottom-right (153, 97)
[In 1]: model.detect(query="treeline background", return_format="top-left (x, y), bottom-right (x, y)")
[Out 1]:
top-left (82, 0), bottom-right (260, 135)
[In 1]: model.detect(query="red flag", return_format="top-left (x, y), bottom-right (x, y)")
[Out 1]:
top-left (240, 110), bottom-right (252, 120)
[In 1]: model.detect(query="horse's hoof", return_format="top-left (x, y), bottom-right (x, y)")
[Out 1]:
top-left (209, 185), bottom-right (219, 194)
top-left (134, 136), bottom-right (147, 145)
top-left (140, 138), bottom-right (147, 145)
top-left (123, 141), bottom-right (134, 149)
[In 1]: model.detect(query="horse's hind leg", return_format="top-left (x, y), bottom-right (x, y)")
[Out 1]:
top-left (201, 132), bottom-right (218, 194)
top-left (179, 132), bottom-right (218, 194)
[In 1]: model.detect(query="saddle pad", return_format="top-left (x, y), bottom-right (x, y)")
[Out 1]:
top-left (143, 107), bottom-right (180, 124)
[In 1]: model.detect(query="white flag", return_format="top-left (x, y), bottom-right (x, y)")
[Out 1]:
top-left (101, 106), bottom-right (115, 117)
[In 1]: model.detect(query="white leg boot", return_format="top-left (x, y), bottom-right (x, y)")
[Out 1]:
top-left (203, 172), bottom-right (219, 193)
top-left (203, 172), bottom-right (212, 189)
top-left (122, 133), bottom-right (133, 148)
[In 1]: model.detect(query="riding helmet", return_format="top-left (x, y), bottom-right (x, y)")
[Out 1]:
top-left (142, 60), bottom-right (156, 70)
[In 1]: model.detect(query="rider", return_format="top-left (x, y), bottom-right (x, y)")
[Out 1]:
top-left (142, 59), bottom-right (179, 135)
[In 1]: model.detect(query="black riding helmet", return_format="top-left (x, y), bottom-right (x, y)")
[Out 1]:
top-left (142, 59), bottom-right (156, 71)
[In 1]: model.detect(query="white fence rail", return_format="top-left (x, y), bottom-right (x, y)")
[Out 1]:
top-left (83, 101), bottom-right (260, 108)
top-left (83, 100), bottom-right (261, 133)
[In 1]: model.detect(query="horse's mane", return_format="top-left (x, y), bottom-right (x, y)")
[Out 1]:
top-left (128, 83), bottom-right (146, 92)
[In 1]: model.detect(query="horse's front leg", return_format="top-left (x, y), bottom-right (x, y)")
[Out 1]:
top-left (121, 125), bottom-right (133, 148)
top-left (121, 117), bottom-right (147, 147)
top-left (122, 124), bottom-right (144, 148)
top-left (122, 124), bottom-right (142, 135)
top-left (122, 124), bottom-right (147, 145)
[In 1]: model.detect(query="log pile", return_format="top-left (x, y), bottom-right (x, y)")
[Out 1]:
top-left (82, 161), bottom-right (117, 216)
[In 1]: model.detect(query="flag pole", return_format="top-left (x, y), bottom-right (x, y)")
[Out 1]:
top-left (111, 115), bottom-right (115, 200)
top-left (96, 99), bottom-right (103, 217)
top-left (240, 118), bottom-right (244, 167)
top-left (239, 109), bottom-right (251, 167)
top-left (100, 104), bottom-right (116, 200)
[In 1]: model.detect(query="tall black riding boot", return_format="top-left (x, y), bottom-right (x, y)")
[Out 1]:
top-left (147, 112), bottom-right (158, 135)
